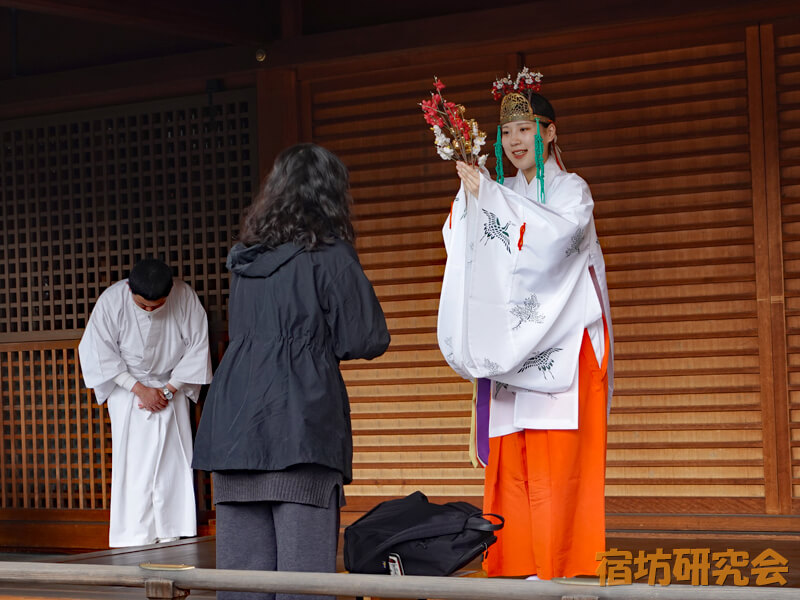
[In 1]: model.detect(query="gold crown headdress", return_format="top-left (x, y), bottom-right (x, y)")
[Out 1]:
top-left (499, 93), bottom-right (535, 125)
top-left (491, 67), bottom-right (553, 201)
top-left (492, 68), bottom-right (548, 125)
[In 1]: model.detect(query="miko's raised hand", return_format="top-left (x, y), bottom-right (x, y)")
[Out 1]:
top-left (456, 161), bottom-right (480, 199)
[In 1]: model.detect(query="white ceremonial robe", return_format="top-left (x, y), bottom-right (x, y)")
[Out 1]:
top-left (79, 279), bottom-right (213, 547)
top-left (438, 157), bottom-right (614, 432)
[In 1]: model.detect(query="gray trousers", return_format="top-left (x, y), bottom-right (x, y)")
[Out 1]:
top-left (215, 493), bottom-right (339, 600)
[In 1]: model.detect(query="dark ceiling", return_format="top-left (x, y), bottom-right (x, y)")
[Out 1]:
top-left (0, 8), bottom-right (225, 79)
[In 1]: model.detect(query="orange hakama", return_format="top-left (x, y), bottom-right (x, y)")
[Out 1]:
top-left (482, 324), bottom-right (609, 579)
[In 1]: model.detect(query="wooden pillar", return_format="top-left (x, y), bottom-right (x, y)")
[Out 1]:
top-left (746, 24), bottom-right (780, 515)
top-left (256, 69), bottom-right (301, 181)
top-left (757, 22), bottom-right (792, 515)
top-left (746, 23), bottom-right (791, 515)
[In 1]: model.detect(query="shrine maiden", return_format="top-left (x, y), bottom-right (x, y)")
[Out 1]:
top-left (438, 69), bottom-right (614, 579)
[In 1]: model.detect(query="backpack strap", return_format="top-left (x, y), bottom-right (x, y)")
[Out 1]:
top-left (466, 513), bottom-right (504, 532)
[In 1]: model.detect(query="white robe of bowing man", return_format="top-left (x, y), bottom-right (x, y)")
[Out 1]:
top-left (79, 278), bottom-right (212, 547)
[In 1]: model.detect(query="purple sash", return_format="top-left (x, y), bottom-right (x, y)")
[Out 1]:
top-left (476, 378), bottom-right (491, 466)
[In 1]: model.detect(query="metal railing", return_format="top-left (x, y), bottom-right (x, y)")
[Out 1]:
top-left (0, 561), bottom-right (796, 600)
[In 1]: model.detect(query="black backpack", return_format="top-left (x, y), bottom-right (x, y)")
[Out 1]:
top-left (344, 491), bottom-right (504, 576)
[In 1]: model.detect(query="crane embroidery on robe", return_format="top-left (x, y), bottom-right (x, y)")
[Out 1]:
top-left (480, 209), bottom-right (512, 254)
top-left (565, 227), bottom-right (585, 257)
top-left (517, 347), bottom-right (562, 379)
top-left (482, 358), bottom-right (502, 376)
top-left (453, 195), bottom-right (468, 220)
top-left (510, 293), bottom-right (545, 330)
top-left (443, 337), bottom-right (455, 363)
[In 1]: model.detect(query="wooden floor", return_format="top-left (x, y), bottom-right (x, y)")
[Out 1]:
top-left (0, 533), bottom-right (798, 599)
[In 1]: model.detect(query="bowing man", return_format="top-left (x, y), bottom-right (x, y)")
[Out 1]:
top-left (79, 258), bottom-right (212, 547)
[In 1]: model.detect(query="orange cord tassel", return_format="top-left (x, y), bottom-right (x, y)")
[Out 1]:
top-left (449, 201), bottom-right (454, 229)
top-left (518, 222), bottom-right (526, 250)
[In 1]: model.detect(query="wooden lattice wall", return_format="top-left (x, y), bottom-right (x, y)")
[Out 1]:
top-left (0, 341), bottom-right (104, 509)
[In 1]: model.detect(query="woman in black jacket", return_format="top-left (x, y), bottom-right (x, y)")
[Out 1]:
top-left (193, 143), bottom-right (390, 600)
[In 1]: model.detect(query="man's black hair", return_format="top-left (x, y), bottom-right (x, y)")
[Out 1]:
top-left (128, 259), bottom-right (174, 301)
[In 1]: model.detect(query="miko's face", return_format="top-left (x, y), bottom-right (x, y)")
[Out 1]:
top-left (501, 120), bottom-right (556, 181)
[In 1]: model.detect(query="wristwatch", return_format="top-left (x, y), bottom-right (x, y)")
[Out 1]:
top-left (162, 387), bottom-right (174, 400)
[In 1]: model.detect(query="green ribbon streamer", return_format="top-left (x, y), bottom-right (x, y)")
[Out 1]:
top-left (534, 117), bottom-right (545, 204)
top-left (494, 125), bottom-right (504, 185)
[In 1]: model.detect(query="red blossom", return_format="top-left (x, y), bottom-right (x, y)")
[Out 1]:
top-left (420, 76), bottom-right (482, 164)
top-left (518, 80), bottom-right (542, 94)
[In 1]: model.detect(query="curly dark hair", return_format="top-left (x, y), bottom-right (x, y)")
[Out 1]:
top-left (239, 143), bottom-right (355, 249)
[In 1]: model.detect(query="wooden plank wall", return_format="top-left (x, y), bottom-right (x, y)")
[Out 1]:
top-left (528, 31), bottom-right (763, 514)
top-left (300, 15), bottom-right (800, 530)
top-left (309, 58), bottom-right (511, 506)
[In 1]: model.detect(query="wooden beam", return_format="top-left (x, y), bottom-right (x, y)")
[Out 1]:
top-left (0, 0), bottom-right (271, 44)
top-left (608, 513), bottom-right (800, 534)
top-left (0, 508), bottom-right (109, 551)
top-left (280, 0), bottom-right (302, 39)
top-left (0, 45), bottom-right (261, 120)
top-left (262, 0), bottom-right (800, 71)
top-left (257, 68), bottom-right (300, 180)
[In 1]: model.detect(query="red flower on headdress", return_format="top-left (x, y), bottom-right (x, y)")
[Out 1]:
top-left (491, 68), bottom-right (543, 100)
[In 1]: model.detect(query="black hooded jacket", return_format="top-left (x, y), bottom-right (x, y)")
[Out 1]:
top-left (192, 240), bottom-right (390, 483)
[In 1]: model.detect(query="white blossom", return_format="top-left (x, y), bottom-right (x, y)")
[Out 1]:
top-left (514, 67), bottom-right (543, 90)
top-left (437, 146), bottom-right (455, 160)
top-left (472, 134), bottom-right (486, 154)
top-left (492, 74), bottom-right (513, 93)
